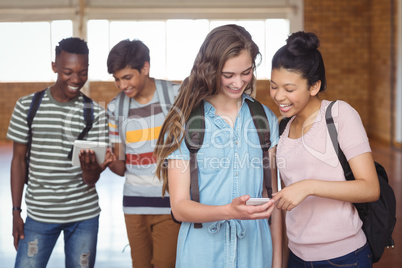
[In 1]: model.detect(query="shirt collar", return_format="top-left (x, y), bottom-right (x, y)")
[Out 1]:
top-left (204, 94), bottom-right (253, 117)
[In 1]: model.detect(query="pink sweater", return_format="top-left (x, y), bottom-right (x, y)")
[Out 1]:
top-left (277, 100), bottom-right (369, 261)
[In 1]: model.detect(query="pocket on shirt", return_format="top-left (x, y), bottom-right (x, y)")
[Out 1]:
top-left (197, 131), bottom-right (230, 174)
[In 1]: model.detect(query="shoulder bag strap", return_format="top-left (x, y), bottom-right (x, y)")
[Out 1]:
top-left (325, 100), bottom-right (354, 181)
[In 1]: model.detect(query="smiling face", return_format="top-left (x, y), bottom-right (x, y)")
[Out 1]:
top-left (270, 68), bottom-right (320, 118)
top-left (219, 50), bottom-right (253, 101)
top-left (51, 50), bottom-right (88, 101)
top-left (113, 63), bottom-right (149, 99)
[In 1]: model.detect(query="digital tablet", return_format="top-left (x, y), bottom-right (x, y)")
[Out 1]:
top-left (71, 140), bottom-right (108, 166)
top-left (246, 198), bottom-right (271, 206)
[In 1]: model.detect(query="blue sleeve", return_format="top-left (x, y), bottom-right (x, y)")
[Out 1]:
top-left (166, 132), bottom-right (190, 161)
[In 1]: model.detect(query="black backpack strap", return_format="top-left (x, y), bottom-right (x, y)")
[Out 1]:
top-left (325, 101), bottom-right (354, 180)
top-left (27, 89), bottom-right (46, 129)
top-left (26, 89), bottom-right (47, 184)
top-left (245, 99), bottom-right (272, 199)
top-left (80, 94), bottom-right (94, 137)
top-left (184, 102), bottom-right (205, 228)
top-left (279, 117), bottom-right (292, 136)
top-left (67, 94), bottom-right (94, 160)
top-left (326, 100), bottom-right (397, 255)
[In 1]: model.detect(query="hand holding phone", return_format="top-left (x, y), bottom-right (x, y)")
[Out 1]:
top-left (246, 198), bottom-right (271, 206)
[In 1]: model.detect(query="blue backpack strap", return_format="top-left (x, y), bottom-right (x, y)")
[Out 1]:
top-left (184, 101), bottom-right (205, 228)
top-left (117, 91), bottom-right (129, 120)
top-left (115, 91), bottom-right (130, 150)
top-left (245, 99), bottom-right (272, 199)
top-left (67, 94), bottom-right (94, 160)
top-left (25, 88), bottom-right (47, 183)
top-left (156, 79), bottom-right (177, 116)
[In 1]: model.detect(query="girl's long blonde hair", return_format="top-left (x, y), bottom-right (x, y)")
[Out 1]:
top-left (154, 24), bottom-right (261, 195)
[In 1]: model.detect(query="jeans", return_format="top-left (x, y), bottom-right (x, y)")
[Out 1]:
top-left (15, 215), bottom-right (99, 268)
top-left (288, 243), bottom-right (372, 268)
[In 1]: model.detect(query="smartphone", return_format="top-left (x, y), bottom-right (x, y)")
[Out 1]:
top-left (246, 198), bottom-right (271, 205)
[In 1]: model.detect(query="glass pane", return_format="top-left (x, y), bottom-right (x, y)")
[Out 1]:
top-left (51, 20), bottom-right (73, 61)
top-left (236, 21), bottom-right (266, 78)
top-left (88, 20), bottom-right (110, 81)
top-left (0, 21), bottom-right (72, 82)
top-left (110, 21), bottom-right (166, 79)
top-left (93, 19), bottom-right (289, 81)
top-left (166, 19), bottom-right (209, 80)
top-left (265, 19), bottom-right (289, 79)
top-left (0, 22), bottom-right (52, 82)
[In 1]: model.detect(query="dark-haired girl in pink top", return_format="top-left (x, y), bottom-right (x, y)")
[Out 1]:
top-left (270, 31), bottom-right (379, 268)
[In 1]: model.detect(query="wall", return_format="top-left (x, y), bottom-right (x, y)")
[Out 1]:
top-left (304, 0), bottom-right (371, 128)
top-left (0, 83), bottom-right (52, 142)
top-left (0, 81), bottom-right (277, 143)
top-left (0, 82), bottom-right (119, 144)
top-left (368, 0), bottom-right (397, 144)
top-left (304, 0), bottom-right (395, 144)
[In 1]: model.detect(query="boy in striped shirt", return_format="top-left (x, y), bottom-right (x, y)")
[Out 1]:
top-left (7, 37), bottom-right (110, 268)
top-left (106, 39), bottom-right (180, 268)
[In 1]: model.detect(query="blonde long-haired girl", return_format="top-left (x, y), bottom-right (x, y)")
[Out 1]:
top-left (155, 24), bottom-right (282, 267)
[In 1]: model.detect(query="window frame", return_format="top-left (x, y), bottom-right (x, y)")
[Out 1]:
top-left (0, 1), bottom-right (304, 82)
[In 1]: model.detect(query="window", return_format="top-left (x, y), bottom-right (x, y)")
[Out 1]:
top-left (88, 19), bottom-right (289, 81)
top-left (0, 21), bottom-right (72, 82)
top-left (0, 19), bottom-right (289, 82)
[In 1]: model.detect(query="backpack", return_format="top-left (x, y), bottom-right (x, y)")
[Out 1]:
top-left (325, 100), bottom-right (396, 263)
top-left (182, 98), bottom-right (273, 228)
top-left (26, 88), bottom-right (94, 183)
top-left (279, 101), bottom-right (396, 263)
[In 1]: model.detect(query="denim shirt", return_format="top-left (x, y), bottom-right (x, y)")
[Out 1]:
top-left (167, 94), bottom-right (279, 268)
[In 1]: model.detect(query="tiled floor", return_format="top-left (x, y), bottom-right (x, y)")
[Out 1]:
top-left (0, 143), bottom-right (132, 267)
top-left (0, 140), bottom-right (401, 267)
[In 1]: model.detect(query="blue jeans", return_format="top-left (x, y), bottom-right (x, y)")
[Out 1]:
top-left (288, 243), bottom-right (372, 268)
top-left (15, 215), bottom-right (99, 268)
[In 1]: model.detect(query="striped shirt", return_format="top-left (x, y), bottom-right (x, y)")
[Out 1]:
top-left (107, 80), bottom-right (179, 214)
top-left (7, 88), bottom-right (109, 223)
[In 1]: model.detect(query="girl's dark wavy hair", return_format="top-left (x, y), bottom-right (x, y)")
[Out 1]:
top-left (272, 31), bottom-right (327, 92)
